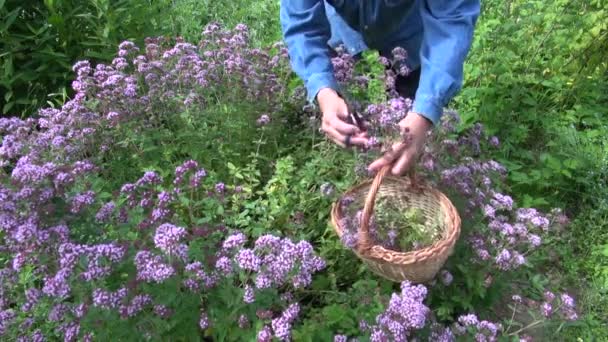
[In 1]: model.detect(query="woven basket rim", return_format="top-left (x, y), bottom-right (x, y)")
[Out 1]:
top-left (330, 175), bottom-right (461, 265)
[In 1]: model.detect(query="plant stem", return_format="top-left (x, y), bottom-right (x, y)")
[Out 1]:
top-left (504, 303), bottom-right (518, 333)
top-left (507, 319), bottom-right (543, 336)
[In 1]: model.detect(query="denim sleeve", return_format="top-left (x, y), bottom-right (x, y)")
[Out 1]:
top-left (280, 0), bottom-right (339, 103)
top-left (412, 0), bottom-right (480, 125)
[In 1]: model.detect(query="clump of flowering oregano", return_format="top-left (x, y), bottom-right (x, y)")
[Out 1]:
top-left (0, 153), bottom-right (327, 341)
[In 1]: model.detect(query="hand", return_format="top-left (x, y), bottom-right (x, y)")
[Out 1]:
top-left (317, 88), bottom-right (368, 148)
top-left (368, 112), bottom-right (432, 176)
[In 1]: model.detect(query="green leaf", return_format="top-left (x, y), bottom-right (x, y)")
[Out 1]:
top-left (2, 101), bottom-right (14, 114)
top-left (322, 304), bottom-right (349, 325)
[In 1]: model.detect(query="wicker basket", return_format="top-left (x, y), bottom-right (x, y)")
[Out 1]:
top-left (330, 165), bottom-right (461, 283)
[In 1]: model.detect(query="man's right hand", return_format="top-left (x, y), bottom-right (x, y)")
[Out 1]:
top-left (317, 88), bottom-right (369, 148)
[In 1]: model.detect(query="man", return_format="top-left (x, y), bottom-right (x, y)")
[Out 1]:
top-left (280, 0), bottom-right (480, 176)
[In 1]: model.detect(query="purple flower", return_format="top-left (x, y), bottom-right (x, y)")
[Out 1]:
top-left (134, 251), bottom-right (175, 283)
top-left (257, 114), bottom-right (271, 126)
top-left (93, 288), bottom-right (127, 309)
top-left (42, 269), bottom-right (71, 298)
top-left (154, 304), bottom-right (172, 318)
top-left (370, 281), bottom-right (429, 340)
top-left (543, 291), bottom-right (556, 303)
top-left (334, 335), bottom-right (348, 342)
top-left (190, 169), bottom-right (207, 188)
top-left (540, 302), bottom-right (553, 317)
top-left (238, 314), bottom-right (250, 328)
top-left (215, 256), bottom-right (233, 275)
top-left (243, 284), bottom-right (255, 304)
top-left (73, 303), bottom-right (88, 318)
top-left (255, 234), bottom-right (281, 250)
top-left (491, 193), bottom-right (513, 210)
top-left (458, 313), bottom-right (479, 327)
top-left (271, 317), bottom-right (292, 341)
top-left (154, 223), bottom-right (188, 258)
top-left (199, 311), bottom-right (210, 329)
top-left (48, 303), bottom-right (70, 321)
top-left (391, 46), bottom-right (407, 61)
top-left (223, 233), bottom-right (247, 250)
top-left (483, 205), bottom-right (496, 218)
top-left (512, 252), bottom-right (526, 266)
top-left (258, 325), bottom-right (273, 342)
top-left (528, 234), bottom-right (542, 247)
top-left (21, 288), bottom-right (41, 312)
top-left (0, 310), bottom-right (15, 335)
top-left (70, 191), bottom-right (96, 213)
top-left (340, 231), bottom-right (358, 249)
top-left (120, 294), bottom-right (152, 318)
top-left (62, 322), bottom-right (80, 342)
top-left (495, 249), bottom-right (512, 270)
top-left (560, 293), bottom-right (575, 308)
top-left (440, 270), bottom-right (453, 286)
top-left (136, 171), bottom-right (162, 187)
top-left (95, 201), bottom-right (115, 222)
top-left (235, 248), bottom-right (261, 271)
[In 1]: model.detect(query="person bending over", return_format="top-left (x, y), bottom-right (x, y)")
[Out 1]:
top-left (280, 0), bottom-right (480, 175)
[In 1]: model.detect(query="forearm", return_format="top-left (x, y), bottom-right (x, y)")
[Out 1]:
top-left (412, 0), bottom-right (480, 125)
top-left (279, 0), bottom-right (339, 103)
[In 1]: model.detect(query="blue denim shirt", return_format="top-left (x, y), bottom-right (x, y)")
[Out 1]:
top-left (279, 0), bottom-right (480, 125)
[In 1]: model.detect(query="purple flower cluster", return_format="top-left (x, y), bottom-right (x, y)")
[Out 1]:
top-left (366, 281), bottom-right (430, 342)
top-left (153, 223), bottom-right (188, 260)
top-left (330, 47), bottom-right (361, 86)
top-left (270, 303), bottom-right (301, 341)
top-left (134, 251), bottom-right (175, 283)
top-left (516, 291), bottom-right (578, 322)
top-left (92, 288), bottom-right (128, 310)
top-left (0, 23), bottom-right (305, 341)
top-left (364, 97), bottom-right (411, 135)
top-left (452, 313), bottom-right (502, 342)
top-left (467, 201), bottom-right (568, 271)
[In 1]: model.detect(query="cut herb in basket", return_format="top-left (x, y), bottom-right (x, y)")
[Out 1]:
top-left (338, 195), bottom-right (444, 252)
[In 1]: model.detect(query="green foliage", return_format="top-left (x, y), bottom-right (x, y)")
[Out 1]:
top-left (0, 0), bottom-right (172, 117)
top-left (162, 0), bottom-right (281, 45)
top-left (456, 3), bottom-right (608, 335)
top-left (457, 0), bottom-right (608, 209)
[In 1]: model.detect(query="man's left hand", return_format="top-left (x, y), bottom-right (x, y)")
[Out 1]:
top-left (367, 112), bottom-right (432, 176)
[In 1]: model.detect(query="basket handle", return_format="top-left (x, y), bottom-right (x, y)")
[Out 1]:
top-left (357, 165), bottom-right (419, 253)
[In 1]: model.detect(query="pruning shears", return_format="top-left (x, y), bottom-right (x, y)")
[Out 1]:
top-left (344, 96), bottom-right (367, 132)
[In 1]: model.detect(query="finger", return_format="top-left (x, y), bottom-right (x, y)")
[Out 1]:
top-left (329, 117), bottom-right (361, 136)
top-left (348, 136), bottom-right (369, 146)
top-left (328, 136), bottom-right (346, 148)
top-left (398, 119), bottom-right (409, 131)
top-left (354, 131), bottom-right (369, 139)
top-left (334, 110), bottom-right (349, 120)
top-left (324, 126), bottom-right (368, 147)
top-left (367, 142), bottom-right (406, 172)
top-left (391, 146), bottom-right (415, 176)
